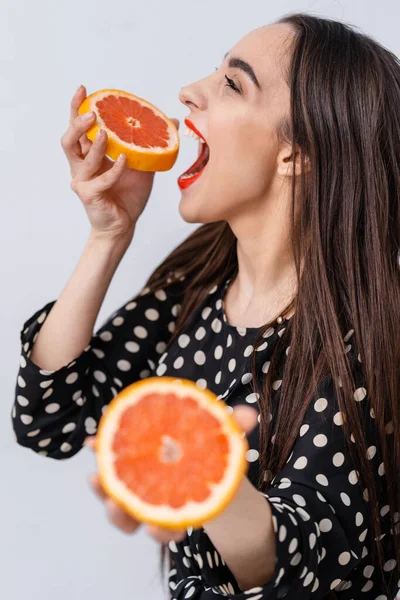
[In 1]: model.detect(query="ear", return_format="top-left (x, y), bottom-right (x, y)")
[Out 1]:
top-left (277, 142), bottom-right (311, 178)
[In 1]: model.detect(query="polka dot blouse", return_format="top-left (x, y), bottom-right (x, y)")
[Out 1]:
top-left (12, 274), bottom-right (399, 599)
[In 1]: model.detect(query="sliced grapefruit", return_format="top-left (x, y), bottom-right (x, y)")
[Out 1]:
top-left (78, 89), bottom-right (179, 172)
top-left (96, 376), bottom-right (249, 530)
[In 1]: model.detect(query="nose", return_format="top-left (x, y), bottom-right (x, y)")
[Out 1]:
top-left (179, 76), bottom-right (209, 111)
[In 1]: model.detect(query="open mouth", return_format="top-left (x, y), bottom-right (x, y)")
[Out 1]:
top-left (177, 120), bottom-right (210, 190)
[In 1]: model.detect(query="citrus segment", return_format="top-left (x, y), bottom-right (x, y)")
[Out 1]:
top-left (96, 376), bottom-right (249, 529)
top-left (78, 89), bottom-right (179, 171)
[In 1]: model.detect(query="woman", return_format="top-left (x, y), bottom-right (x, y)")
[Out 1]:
top-left (12, 11), bottom-right (399, 600)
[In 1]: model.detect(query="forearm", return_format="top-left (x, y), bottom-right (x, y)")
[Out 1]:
top-left (202, 476), bottom-right (276, 591)
top-left (29, 230), bottom-right (134, 371)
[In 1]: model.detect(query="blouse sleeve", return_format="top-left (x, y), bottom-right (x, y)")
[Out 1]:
top-left (12, 275), bottom-right (186, 460)
top-left (194, 360), bottom-right (380, 599)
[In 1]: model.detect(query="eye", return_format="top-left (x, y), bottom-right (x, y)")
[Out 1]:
top-left (214, 67), bottom-right (241, 94)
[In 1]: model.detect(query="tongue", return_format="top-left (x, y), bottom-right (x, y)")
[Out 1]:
top-left (183, 144), bottom-right (210, 176)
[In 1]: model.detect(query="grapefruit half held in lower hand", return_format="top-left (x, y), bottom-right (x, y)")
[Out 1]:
top-left (95, 376), bottom-right (249, 530)
top-left (78, 89), bottom-right (179, 172)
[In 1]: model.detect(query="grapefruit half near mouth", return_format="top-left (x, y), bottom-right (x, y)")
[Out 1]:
top-left (95, 376), bottom-right (249, 530)
top-left (78, 89), bottom-right (179, 172)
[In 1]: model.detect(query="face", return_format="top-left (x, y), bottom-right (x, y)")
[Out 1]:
top-left (177, 23), bottom-right (295, 225)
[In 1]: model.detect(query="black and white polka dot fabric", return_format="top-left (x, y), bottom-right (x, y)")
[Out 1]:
top-left (12, 275), bottom-right (399, 599)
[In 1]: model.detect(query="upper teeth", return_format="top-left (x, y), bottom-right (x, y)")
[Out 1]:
top-left (184, 127), bottom-right (206, 143)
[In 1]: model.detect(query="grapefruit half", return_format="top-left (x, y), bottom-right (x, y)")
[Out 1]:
top-left (78, 89), bottom-right (179, 172)
top-left (96, 376), bottom-right (249, 530)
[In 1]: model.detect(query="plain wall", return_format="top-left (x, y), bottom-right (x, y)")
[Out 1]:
top-left (1, 1), bottom-right (398, 598)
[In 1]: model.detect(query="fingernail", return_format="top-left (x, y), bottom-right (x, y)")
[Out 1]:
top-left (81, 111), bottom-right (94, 121)
top-left (76, 85), bottom-right (83, 93)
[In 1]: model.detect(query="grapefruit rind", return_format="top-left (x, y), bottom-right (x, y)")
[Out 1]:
top-left (96, 376), bottom-right (249, 530)
top-left (78, 89), bottom-right (179, 172)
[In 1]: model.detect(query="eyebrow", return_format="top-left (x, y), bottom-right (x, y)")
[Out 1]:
top-left (223, 51), bottom-right (262, 91)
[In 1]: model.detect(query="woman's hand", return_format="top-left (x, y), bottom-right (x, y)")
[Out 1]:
top-left (62, 85), bottom-right (180, 240)
top-left (85, 405), bottom-right (258, 540)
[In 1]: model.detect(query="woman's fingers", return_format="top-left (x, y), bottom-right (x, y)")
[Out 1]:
top-left (231, 405), bottom-right (258, 434)
top-left (83, 436), bottom-right (96, 451)
top-left (75, 129), bottom-right (109, 181)
top-left (69, 85), bottom-right (93, 156)
top-left (145, 524), bottom-right (187, 544)
top-left (105, 498), bottom-right (141, 534)
top-left (61, 111), bottom-right (96, 173)
top-left (88, 473), bottom-right (108, 501)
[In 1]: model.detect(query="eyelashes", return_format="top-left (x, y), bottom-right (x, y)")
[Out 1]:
top-left (214, 67), bottom-right (241, 94)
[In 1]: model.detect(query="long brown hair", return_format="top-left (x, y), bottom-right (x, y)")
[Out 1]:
top-left (137, 12), bottom-right (400, 598)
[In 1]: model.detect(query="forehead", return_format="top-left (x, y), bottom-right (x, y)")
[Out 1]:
top-left (229, 24), bottom-right (294, 85)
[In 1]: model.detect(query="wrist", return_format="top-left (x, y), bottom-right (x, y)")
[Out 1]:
top-left (89, 227), bottom-right (135, 250)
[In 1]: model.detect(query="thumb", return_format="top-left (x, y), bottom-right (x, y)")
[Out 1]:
top-left (170, 117), bottom-right (180, 130)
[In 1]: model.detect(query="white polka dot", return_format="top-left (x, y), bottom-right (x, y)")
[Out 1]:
top-left (303, 572), bottom-right (314, 587)
top-left (117, 360), bottom-right (131, 372)
top-left (173, 356), bottom-right (184, 369)
top-left (214, 345), bottom-right (223, 360)
top-left (296, 507), bottom-right (311, 521)
top-left (358, 528), bottom-right (368, 542)
top-left (293, 494), bottom-right (306, 506)
top-left (73, 390), bottom-right (82, 401)
top-left (112, 316), bottom-right (124, 326)
top-left (184, 586), bottom-right (195, 598)
top-left (38, 438), bottom-right (51, 448)
top-left (313, 434), bottom-right (328, 447)
top-left (309, 533), bottom-right (317, 549)
top-left (348, 470), bottom-right (359, 484)
top-left (300, 424), bottom-right (309, 437)
top-left (293, 456), bottom-right (308, 469)
top-left (340, 492), bottom-right (351, 506)
top-left (39, 379), bottom-right (54, 389)
top-left (228, 358), bottom-right (236, 372)
top-left (156, 363), bottom-right (167, 376)
top-left (378, 462), bottom-right (385, 476)
top-left (42, 388), bottom-right (53, 399)
top-left (261, 361), bottom-right (270, 373)
top-left (333, 452), bottom-right (345, 467)
top-left (18, 375), bottom-right (26, 388)
top-left (363, 565), bottom-right (374, 578)
top-left (319, 518), bottom-right (332, 532)
top-left (27, 429), bottom-right (40, 437)
top-left (215, 371), bottom-right (222, 385)
top-left (195, 327), bottom-right (206, 340)
top-left (194, 351), bottom-right (206, 365)
top-left (17, 395), bottom-right (29, 407)
top-left (45, 403), bottom-right (60, 414)
top-left (62, 423), bottom-right (76, 434)
top-left (288, 538), bottom-right (298, 553)
top-left (380, 505), bottom-right (390, 517)
top-left (125, 341), bottom-right (140, 353)
top-left (211, 318), bottom-right (222, 333)
top-left (338, 551), bottom-right (351, 565)
top-left (316, 474), bottom-right (329, 486)
top-left (354, 387), bottom-right (367, 401)
top-left (202, 306), bottom-right (212, 320)
top-left (100, 331), bottom-right (112, 341)
top-left (314, 397), bottom-right (328, 412)
top-left (246, 392), bottom-right (259, 404)
top-left (290, 552), bottom-right (302, 566)
top-left (196, 379), bottom-right (207, 390)
top-left (178, 334), bottom-right (190, 348)
top-left (361, 580), bottom-right (373, 592)
top-left (278, 525), bottom-right (287, 542)
top-left (144, 308), bottom-right (159, 321)
top-left (383, 559), bottom-right (397, 571)
top-left (330, 579), bottom-right (342, 590)
top-left (333, 411), bottom-right (344, 425)
top-left (241, 372), bottom-right (253, 384)
top-left (272, 379), bottom-right (282, 390)
top-left (226, 334), bottom-right (233, 347)
top-left (366, 445), bottom-right (376, 460)
top-left (94, 370), bottom-right (106, 383)
top-left (356, 512), bottom-right (364, 526)
top-left (66, 372), bottom-right (78, 384)
top-left (134, 326), bottom-right (148, 339)
top-left (246, 449), bottom-right (259, 462)
top-left (61, 442), bottom-right (72, 453)
top-left (244, 345), bottom-right (254, 357)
